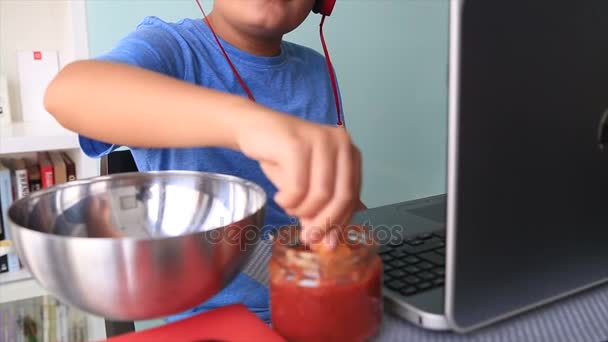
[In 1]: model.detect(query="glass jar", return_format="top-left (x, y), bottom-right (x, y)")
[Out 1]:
top-left (269, 225), bottom-right (383, 342)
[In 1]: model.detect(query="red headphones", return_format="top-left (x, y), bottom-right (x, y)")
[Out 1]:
top-left (313, 0), bottom-right (337, 16)
top-left (195, 0), bottom-right (343, 126)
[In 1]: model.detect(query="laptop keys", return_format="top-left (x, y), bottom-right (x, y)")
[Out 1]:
top-left (381, 229), bottom-right (447, 298)
top-left (418, 261), bottom-right (434, 270)
top-left (419, 252), bottom-right (445, 266)
top-left (391, 249), bottom-right (407, 258)
top-left (403, 236), bottom-right (417, 244)
top-left (387, 280), bottom-right (406, 291)
top-left (417, 233), bottom-right (433, 240)
top-left (389, 259), bottom-right (407, 268)
top-left (404, 256), bottom-right (421, 264)
top-left (418, 271), bottom-right (436, 281)
top-left (400, 287), bottom-right (418, 296)
top-left (404, 265), bottom-right (421, 274)
top-left (400, 238), bottom-right (444, 254)
top-left (417, 282), bottom-right (432, 290)
top-left (432, 268), bottom-right (445, 277)
top-left (388, 269), bottom-right (407, 278)
top-left (433, 231), bottom-right (446, 239)
top-left (407, 239), bottom-right (424, 246)
top-left (381, 253), bottom-right (394, 263)
top-left (404, 275), bottom-right (421, 285)
top-left (379, 245), bottom-right (393, 254)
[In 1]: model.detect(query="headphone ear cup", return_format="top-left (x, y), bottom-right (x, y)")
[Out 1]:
top-left (313, 0), bottom-right (336, 16)
top-left (312, 0), bottom-right (322, 14)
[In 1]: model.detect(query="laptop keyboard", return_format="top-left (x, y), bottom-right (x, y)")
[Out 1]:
top-left (380, 230), bottom-right (446, 297)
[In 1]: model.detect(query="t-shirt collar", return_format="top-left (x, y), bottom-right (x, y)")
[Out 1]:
top-left (194, 19), bottom-right (288, 68)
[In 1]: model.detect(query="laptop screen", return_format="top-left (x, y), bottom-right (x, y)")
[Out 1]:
top-left (446, 0), bottom-right (608, 332)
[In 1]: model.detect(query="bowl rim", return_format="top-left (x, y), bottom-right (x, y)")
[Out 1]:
top-left (7, 170), bottom-right (267, 242)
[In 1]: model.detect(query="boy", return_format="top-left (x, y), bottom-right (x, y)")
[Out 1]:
top-left (44, 0), bottom-right (363, 323)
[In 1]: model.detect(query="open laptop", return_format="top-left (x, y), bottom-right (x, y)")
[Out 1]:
top-left (353, 0), bottom-right (608, 333)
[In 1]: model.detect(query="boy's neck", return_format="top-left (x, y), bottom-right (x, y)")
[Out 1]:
top-left (205, 13), bottom-right (283, 57)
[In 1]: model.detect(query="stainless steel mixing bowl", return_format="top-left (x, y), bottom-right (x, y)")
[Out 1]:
top-left (7, 171), bottom-right (266, 321)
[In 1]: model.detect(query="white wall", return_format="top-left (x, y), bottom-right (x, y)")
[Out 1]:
top-left (85, 0), bottom-right (450, 208)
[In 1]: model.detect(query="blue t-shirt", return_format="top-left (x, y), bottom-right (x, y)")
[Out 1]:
top-left (79, 16), bottom-right (343, 323)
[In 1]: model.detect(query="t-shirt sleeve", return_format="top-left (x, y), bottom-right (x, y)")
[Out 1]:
top-left (79, 16), bottom-right (187, 158)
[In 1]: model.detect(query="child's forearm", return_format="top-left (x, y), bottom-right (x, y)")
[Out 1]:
top-left (44, 60), bottom-right (273, 150)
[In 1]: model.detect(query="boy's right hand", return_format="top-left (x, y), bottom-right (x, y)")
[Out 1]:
top-left (236, 111), bottom-right (362, 248)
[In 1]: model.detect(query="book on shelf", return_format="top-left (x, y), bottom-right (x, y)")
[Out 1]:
top-left (0, 162), bottom-right (11, 273)
top-left (2, 158), bottom-right (30, 200)
top-left (0, 152), bottom-right (77, 274)
top-left (26, 159), bottom-right (42, 192)
top-left (0, 162), bottom-right (20, 273)
top-left (0, 204), bottom-right (7, 273)
top-left (0, 295), bottom-right (89, 342)
top-left (37, 152), bottom-right (54, 189)
top-left (61, 152), bottom-right (76, 182)
top-left (49, 152), bottom-right (66, 185)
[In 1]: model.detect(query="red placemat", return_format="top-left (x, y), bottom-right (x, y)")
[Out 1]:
top-left (101, 304), bottom-right (286, 342)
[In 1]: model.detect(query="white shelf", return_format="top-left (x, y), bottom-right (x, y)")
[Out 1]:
top-left (0, 270), bottom-right (46, 304)
top-left (0, 268), bottom-right (33, 285)
top-left (0, 121), bottom-right (80, 154)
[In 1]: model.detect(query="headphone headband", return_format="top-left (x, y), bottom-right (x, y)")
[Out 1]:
top-left (313, 0), bottom-right (336, 16)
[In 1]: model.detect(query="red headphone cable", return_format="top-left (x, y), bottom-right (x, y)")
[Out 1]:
top-left (319, 15), bottom-right (342, 126)
top-left (194, 0), bottom-right (255, 101)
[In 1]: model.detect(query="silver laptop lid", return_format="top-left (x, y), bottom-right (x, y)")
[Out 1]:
top-left (446, 0), bottom-right (608, 332)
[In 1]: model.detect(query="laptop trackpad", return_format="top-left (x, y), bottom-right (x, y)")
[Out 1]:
top-left (402, 202), bottom-right (446, 223)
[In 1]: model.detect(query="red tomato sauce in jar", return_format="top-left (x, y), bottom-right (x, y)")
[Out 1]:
top-left (269, 225), bottom-right (383, 342)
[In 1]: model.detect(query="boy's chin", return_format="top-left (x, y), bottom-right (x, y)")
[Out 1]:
top-left (241, 18), bottom-right (304, 38)
top-left (221, 0), bottom-right (311, 37)
top-left (251, 23), bottom-right (300, 38)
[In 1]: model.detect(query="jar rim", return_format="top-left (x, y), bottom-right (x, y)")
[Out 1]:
top-left (270, 224), bottom-right (379, 267)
